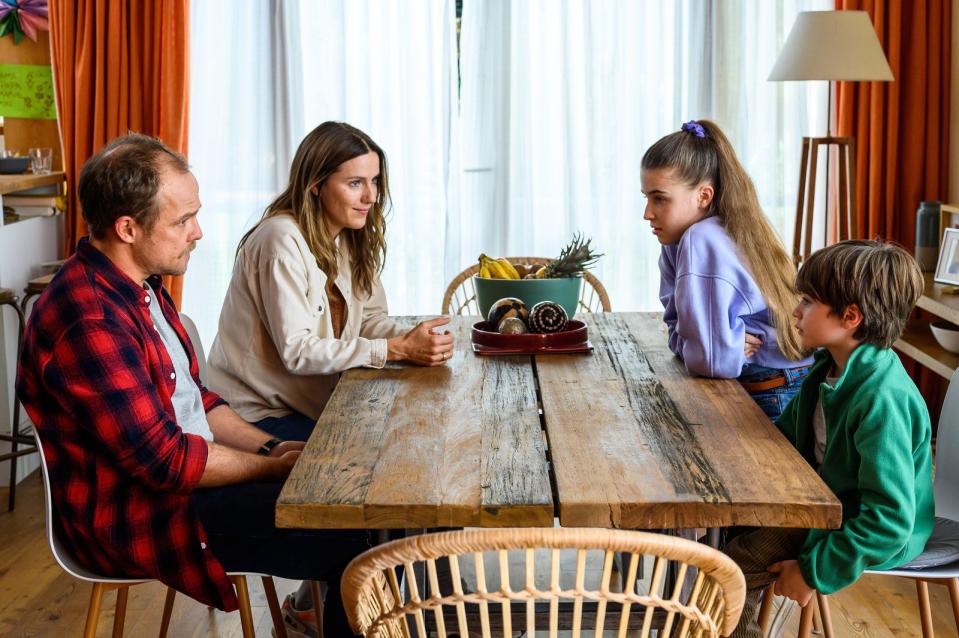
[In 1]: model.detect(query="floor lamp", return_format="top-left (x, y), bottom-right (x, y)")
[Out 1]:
top-left (768, 10), bottom-right (893, 266)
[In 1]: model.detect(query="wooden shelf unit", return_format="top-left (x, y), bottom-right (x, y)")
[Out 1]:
top-left (0, 171), bottom-right (65, 196)
top-left (896, 273), bottom-right (959, 379)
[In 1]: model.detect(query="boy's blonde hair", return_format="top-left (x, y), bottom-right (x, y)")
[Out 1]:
top-left (641, 119), bottom-right (807, 360)
top-left (796, 240), bottom-right (923, 348)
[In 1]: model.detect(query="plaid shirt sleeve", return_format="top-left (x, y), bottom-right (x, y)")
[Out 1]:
top-left (42, 316), bottom-right (209, 494)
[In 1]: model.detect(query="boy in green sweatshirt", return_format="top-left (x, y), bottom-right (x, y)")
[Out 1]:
top-left (728, 240), bottom-right (934, 638)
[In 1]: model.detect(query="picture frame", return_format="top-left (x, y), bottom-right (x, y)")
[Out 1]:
top-left (939, 203), bottom-right (959, 245)
top-left (934, 227), bottom-right (959, 285)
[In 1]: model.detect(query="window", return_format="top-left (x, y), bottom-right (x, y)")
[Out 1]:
top-left (186, 0), bottom-right (828, 347)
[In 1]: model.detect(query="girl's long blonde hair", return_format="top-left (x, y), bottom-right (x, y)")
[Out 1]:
top-left (239, 121), bottom-right (390, 296)
top-left (642, 119), bottom-right (806, 360)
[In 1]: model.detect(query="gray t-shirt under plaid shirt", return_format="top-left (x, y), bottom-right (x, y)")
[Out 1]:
top-left (145, 287), bottom-right (214, 441)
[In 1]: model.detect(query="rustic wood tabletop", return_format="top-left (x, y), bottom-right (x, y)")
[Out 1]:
top-left (276, 313), bottom-right (841, 531)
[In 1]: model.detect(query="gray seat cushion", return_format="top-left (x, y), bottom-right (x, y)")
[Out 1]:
top-left (899, 517), bottom-right (959, 569)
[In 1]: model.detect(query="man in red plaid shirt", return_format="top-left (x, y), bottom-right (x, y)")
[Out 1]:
top-left (17, 134), bottom-right (370, 636)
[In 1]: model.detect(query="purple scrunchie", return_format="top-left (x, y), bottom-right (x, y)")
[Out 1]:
top-left (681, 121), bottom-right (706, 138)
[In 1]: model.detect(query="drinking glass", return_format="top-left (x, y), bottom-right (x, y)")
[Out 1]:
top-left (28, 147), bottom-right (52, 175)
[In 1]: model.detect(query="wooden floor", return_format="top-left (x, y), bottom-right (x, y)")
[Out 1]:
top-left (1, 470), bottom-right (957, 637)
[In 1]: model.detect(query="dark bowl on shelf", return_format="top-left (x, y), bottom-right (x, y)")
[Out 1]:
top-left (471, 319), bottom-right (588, 349)
top-left (0, 157), bottom-right (29, 174)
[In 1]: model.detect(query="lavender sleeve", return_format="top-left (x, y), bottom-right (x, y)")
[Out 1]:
top-left (672, 273), bottom-right (750, 378)
top-left (658, 248), bottom-right (682, 356)
top-left (659, 243), bottom-right (752, 378)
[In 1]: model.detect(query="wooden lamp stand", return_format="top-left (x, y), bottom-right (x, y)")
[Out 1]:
top-left (792, 135), bottom-right (858, 267)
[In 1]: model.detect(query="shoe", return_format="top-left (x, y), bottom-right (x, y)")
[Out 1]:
top-left (273, 593), bottom-right (319, 638)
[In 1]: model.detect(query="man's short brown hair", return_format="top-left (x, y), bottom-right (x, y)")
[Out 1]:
top-left (796, 240), bottom-right (923, 348)
top-left (78, 133), bottom-right (190, 239)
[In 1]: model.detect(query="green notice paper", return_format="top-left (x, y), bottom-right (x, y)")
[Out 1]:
top-left (0, 64), bottom-right (56, 120)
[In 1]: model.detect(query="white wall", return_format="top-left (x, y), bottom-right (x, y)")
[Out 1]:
top-left (0, 213), bottom-right (63, 486)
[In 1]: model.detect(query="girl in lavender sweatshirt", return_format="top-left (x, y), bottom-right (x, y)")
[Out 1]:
top-left (641, 120), bottom-right (813, 419)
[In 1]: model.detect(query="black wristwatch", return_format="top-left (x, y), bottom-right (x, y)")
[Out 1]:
top-left (257, 437), bottom-right (284, 456)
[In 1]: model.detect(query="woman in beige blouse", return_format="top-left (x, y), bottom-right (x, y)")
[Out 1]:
top-left (208, 121), bottom-right (453, 442)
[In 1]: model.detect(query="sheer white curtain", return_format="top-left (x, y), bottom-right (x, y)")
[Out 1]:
top-left (456, 0), bottom-right (830, 313)
top-left (185, 0), bottom-right (458, 347)
top-left (186, 0), bottom-right (830, 343)
top-left (185, 0), bottom-right (281, 348)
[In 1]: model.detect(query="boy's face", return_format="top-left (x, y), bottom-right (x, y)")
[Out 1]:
top-left (792, 295), bottom-right (859, 349)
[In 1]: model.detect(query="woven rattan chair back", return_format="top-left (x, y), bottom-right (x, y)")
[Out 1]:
top-left (442, 257), bottom-right (611, 316)
top-left (342, 527), bottom-right (745, 638)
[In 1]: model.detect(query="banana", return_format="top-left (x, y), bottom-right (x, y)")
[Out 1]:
top-left (479, 263), bottom-right (491, 278)
top-left (479, 254), bottom-right (505, 279)
top-left (487, 259), bottom-right (510, 279)
top-left (478, 254), bottom-right (521, 279)
top-left (495, 258), bottom-right (521, 280)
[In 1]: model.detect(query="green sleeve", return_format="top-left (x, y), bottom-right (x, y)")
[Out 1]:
top-left (797, 396), bottom-right (921, 594)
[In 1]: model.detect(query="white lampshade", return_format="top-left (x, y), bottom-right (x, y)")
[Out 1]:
top-left (768, 10), bottom-right (894, 82)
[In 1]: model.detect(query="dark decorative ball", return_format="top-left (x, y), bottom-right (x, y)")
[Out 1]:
top-left (528, 301), bottom-right (569, 333)
top-left (487, 297), bottom-right (529, 326)
top-left (498, 317), bottom-right (528, 334)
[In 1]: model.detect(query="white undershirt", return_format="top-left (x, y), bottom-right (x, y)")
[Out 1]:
top-left (813, 373), bottom-right (840, 464)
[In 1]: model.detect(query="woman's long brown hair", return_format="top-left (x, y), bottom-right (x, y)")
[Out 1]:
top-left (642, 119), bottom-right (806, 361)
top-left (239, 121), bottom-right (390, 296)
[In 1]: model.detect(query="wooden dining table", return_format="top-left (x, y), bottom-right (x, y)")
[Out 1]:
top-left (276, 313), bottom-right (841, 532)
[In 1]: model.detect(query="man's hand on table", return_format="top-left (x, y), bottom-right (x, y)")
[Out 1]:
top-left (269, 449), bottom-right (302, 481)
top-left (268, 440), bottom-right (305, 458)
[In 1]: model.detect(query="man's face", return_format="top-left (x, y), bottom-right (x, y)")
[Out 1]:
top-left (133, 169), bottom-right (202, 278)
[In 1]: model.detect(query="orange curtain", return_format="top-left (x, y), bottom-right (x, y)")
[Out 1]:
top-left (836, 0), bottom-right (951, 247)
top-left (49, 0), bottom-right (191, 307)
top-left (835, 0), bottom-right (952, 420)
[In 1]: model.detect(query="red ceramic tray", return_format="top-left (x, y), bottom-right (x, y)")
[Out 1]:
top-left (471, 319), bottom-right (593, 355)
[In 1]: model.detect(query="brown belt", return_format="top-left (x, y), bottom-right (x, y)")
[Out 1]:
top-left (739, 375), bottom-right (788, 393)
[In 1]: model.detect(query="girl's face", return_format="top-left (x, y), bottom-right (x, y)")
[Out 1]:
top-left (641, 168), bottom-right (714, 245)
top-left (316, 151), bottom-right (380, 237)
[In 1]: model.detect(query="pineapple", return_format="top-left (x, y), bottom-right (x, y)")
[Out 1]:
top-left (539, 234), bottom-right (603, 278)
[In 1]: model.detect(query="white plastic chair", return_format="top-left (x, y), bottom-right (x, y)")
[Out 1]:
top-left (771, 366), bottom-right (959, 637)
top-left (32, 427), bottom-right (287, 637)
top-left (179, 311), bottom-right (209, 385)
top-left (854, 365), bottom-right (959, 637)
top-left (31, 313), bottom-right (287, 637)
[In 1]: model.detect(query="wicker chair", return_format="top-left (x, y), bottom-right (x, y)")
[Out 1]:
top-left (342, 527), bottom-right (745, 637)
top-left (442, 257), bottom-right (611, 315)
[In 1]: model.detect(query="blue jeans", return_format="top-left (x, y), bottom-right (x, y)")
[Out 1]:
top-left (738, 363), bottom-right (810, 421)
top-left (254, 411), bottom-right (317, 442)
top-left (192, 411), bottom-right (366, 635)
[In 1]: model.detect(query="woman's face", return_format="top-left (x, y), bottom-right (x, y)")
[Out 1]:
top-left (317, 151), bottom-right (380, 237)
top-left (640, 167), bottom-right (713, 245)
